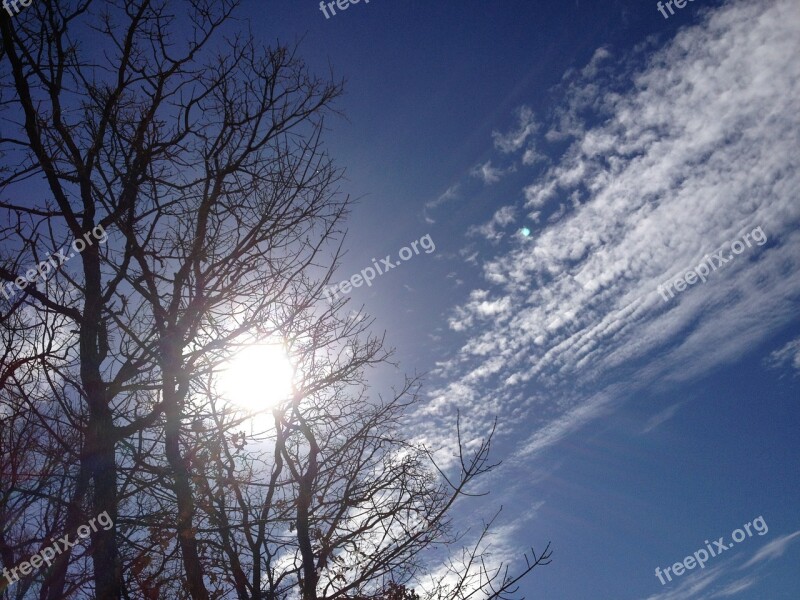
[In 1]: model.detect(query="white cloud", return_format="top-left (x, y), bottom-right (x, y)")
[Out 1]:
top-left (642, 402), bottom-right (684, 433)
top-left (424, 184), bottom-right (460, 224)
top-left (522, 146), bottom-right (547, 166)
top-left (742, 530), bottom-right (800, 568)
top-left (512, 390), bottom-right (614, 458)
top-left (581, 46), bottom-right (613, 78)
top-left (764, 337), bottom-right (800, 375)
top-left (470, 160), bottom-right (515, 185)
top-left (709, 576), bottom-right (758, 598)
top-left (631, 528), bottom-right (797, 599)
top-left (420, 0), bottom-right (800, 461)
top-left (467, 205), bottom-right (517, 242)
top-left (492, 105), bottom-right (539, 153)
top-left (639, 565), bottom-right (725, 600)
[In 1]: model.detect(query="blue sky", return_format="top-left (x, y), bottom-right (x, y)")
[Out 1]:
top-left (245, 1), bottom-right (800, 598)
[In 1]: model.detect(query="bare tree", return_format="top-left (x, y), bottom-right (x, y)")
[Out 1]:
top-left (0, 2), bottom-right (550, 599)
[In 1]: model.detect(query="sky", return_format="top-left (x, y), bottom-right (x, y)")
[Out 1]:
top-left (241, 1), bottom-right (800, 598)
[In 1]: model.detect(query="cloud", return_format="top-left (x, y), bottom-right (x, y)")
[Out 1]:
top-left (639, 565), bottom-right (725, 600)
top-left (522, 147), bottom-right (547, 166)
top-left (708, 576), bottom-right (758, 598)
top-left (634, 528), bottom-right (798, 600)
top-left (512, 390), bottom-right (615, 458)
top-left (764, 337), bottom-right (800, 375)
top-left (419, 0), bottom-right (800, 462)
top-left (492, 105), bottom-right (539, 153)
top-left (467, 205), bottom-right (517, 242)
top-left (581, 46), bottom-right (613, 78)
top-left (424, 184), bottom-right (460, 224)
top-left (642, 402), bottom-right (684, 433)
top-left (470, 160), bottom-right (515, 185)
top-left (742, 530), bottom-right (800, 568)
top-left (638, 562), bottom-right (760, 600)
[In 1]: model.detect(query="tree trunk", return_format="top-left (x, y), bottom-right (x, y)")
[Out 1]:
top-left (163, 336), bottom-right (210, 600)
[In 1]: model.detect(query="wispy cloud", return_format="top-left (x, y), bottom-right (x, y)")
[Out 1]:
top-left (470, 160), bottom-right (515, 185)
top-left (742, 530), bottom-right (800, 568)
top-left (640, 529), bottom-right (800, 599)
top-left (421, 0), bottom-right (800, 464)
top-left (512, 390), bottom-right (615, 459)
top-left (642, 402), bottom-right (684, 433)
top-left (708, 576), bottom-right (758, 598)
top-left (492, 105), bottom-right (539, 153)
top-left (424, 184), bottom-right (460, 224)
top-left (522, 146), bottom-right (547, 167)
top-left (467, 205), bottom-right (517, 242)
top-left (638, 567), bottom-right (759, 600)
top-left (639, 565), bottom-right (725, 600)
top-left (764, 337), bottom-right (800, 375)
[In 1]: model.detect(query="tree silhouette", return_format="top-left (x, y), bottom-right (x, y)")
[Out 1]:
top-left (0, 2), bottom-right (550, 599)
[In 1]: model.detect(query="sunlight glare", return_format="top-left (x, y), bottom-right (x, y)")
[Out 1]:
top-left (217, 344), bottom-right (294, 413)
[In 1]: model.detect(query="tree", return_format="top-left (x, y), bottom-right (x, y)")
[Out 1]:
top-left (0, 2), bottom-right (551, 599)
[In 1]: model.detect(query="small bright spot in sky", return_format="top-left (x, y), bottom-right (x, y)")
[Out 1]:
top-left (217, 344), bottom-right (294, 413)
top-left (520, 227), bottom-right (531, 237)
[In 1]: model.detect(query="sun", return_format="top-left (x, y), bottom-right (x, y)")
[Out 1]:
top-left (217, 343), bottom-right (295, 413)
